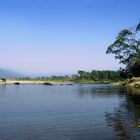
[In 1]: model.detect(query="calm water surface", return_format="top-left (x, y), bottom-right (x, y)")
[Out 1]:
top-left (0, 84), bottom-right (140, 140)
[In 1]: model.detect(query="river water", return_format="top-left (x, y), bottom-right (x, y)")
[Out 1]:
top-left (0, 84), bottom-right (140, 140)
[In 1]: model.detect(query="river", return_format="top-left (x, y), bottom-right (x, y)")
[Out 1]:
top-left (0, 84), bottom-right (140, 140)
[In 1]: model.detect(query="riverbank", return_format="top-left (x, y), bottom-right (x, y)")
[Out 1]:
top-left (122, 77), bottom-right (140, 88)
top-left (0, 79), bottom-right (122, 85)
top-left (0, 80), bottom-right (74, 85)
top-left (74, 79), bottom-right (121, 85)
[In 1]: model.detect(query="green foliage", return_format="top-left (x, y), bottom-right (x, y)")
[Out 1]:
top-left (18, 76), bottom-right (32, 80)
top-left (136, 22), bottom-right (140, 31)
top-left (106, 22), bottom-right (140, 77)
top-left (17, 70), bottom-right (125, 82)
top-left (76, 70), bottom-right (122, 82)
top-left (35, 75), bottom-right (70, 81)
top-left (18, 75), bottom-right (71, 81)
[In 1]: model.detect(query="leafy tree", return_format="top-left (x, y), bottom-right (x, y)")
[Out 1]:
top-left (78, 70), bottom-right (86, 79)
top-left (106, 22), bottom-right (140, 77)
top-left (90, 70), bottom-right (98, 80)
top-left (119, 68), bottom-right (127, 79)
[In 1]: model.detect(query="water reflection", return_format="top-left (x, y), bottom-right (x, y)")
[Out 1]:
top-left (105, 87), bottom-right (140, 139)
top-left (0, 84), bottom-right (7, 91)
top-left (77, 84), bottom-right (126, 98)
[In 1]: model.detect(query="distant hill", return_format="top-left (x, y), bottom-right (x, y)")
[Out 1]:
top-left (0, 68), bottom-right (22, 79)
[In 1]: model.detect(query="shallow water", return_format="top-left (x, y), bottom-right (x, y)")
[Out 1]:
top-left (0, 84), bottom-right (140, 140)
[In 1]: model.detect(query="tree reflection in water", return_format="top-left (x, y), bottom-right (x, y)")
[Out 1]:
top-left (105, 87), bottom-right (140, 140)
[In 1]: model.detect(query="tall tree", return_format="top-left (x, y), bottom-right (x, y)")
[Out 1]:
top-left (106, 22), bottom-right (140, 77)
top-left (78, 70), bottom-right (86, 79)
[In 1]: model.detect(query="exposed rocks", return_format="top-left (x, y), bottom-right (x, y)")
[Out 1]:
top-left (0, 78), bottom-right (7, 84)
top-left (43, 82), bottom-right (53, 86)
top-left (14, 82), bottom-right (20, 85)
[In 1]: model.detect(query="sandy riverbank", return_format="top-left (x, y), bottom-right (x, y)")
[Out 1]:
top-left (0, 80), bottom-right (73, 85)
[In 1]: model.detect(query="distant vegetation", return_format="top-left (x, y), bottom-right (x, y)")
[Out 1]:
top-left (75, 70), bottom-right (123, 83)
top-left (18, 75), bottom-right (70, 81)
top-left (17, 70), bottom-right (123, 83)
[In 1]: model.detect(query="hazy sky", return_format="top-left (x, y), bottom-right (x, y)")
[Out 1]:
top-left (0, 0), bottom-right (140, 75)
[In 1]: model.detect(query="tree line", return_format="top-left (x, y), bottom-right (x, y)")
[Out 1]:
top-left (17, 69), bottom-right (124, 82)
top-left (75, 70), bottom-right (124, 81)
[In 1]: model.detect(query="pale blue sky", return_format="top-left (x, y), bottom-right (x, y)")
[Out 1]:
top-left (0, 0), bottom-right (140, 75)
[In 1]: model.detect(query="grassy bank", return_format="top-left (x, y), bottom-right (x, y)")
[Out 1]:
top-left (122, 77), bottom-right (140, 88)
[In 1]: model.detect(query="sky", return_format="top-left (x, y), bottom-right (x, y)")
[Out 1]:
top-left (0, 0), bottom-right (140, 75)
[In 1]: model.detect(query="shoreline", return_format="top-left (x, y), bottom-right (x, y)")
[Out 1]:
top-left (1, 78), bottom-right (140, 88)
top-left (0, 80), bottom-right (75, 85)
top-left (0, 79), bottom-right (121, 85)
top-left (122, 77), bottom-right (140, 88)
